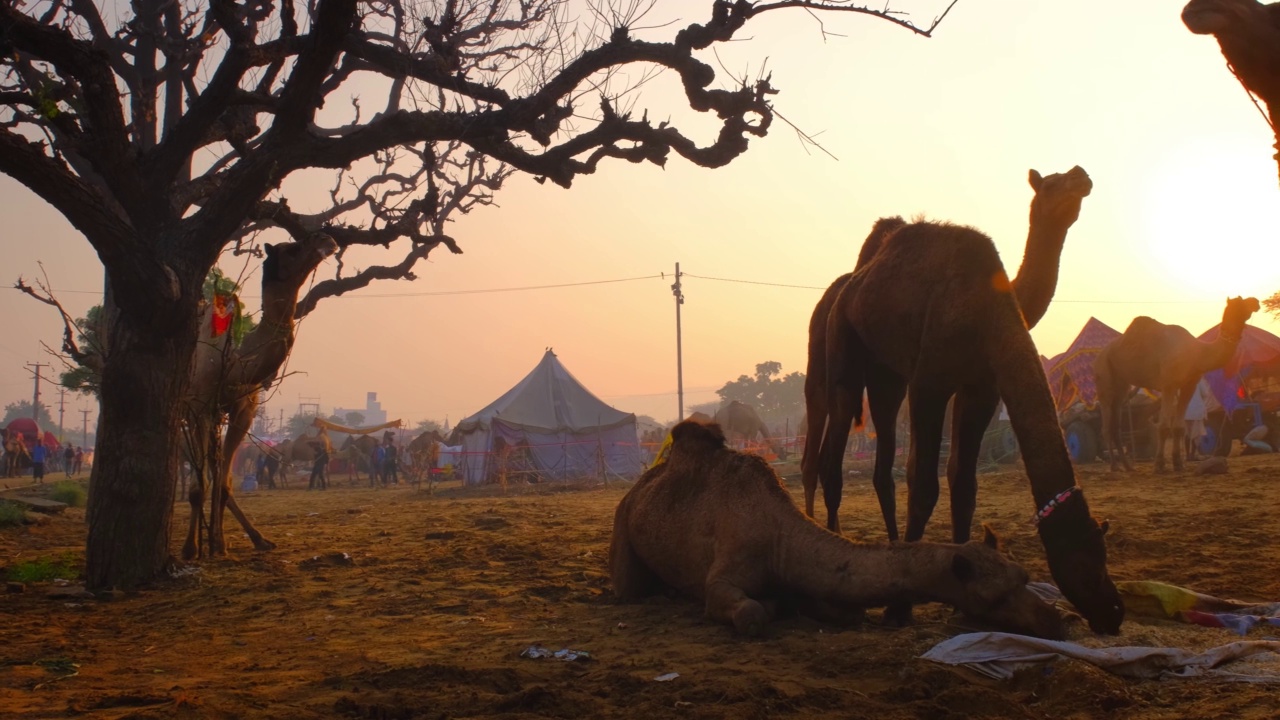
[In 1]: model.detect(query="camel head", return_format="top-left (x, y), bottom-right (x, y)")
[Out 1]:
top-left (944, 526), bottom-right (1067, 640)
top-left (1222, 296), bottom-right (1261, 337)
top-left (1182, 0), bottom-right (1276, 36)
top-left (262, 232), bottom-right (340, 298)
top-left (1040, 509), bottom-right (1124, 635)
top-left (1028, 166), bottom-right (1092, 234)
top-left (670, 418), bottom-right (726, 449)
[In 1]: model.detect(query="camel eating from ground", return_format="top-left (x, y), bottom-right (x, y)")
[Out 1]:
top-left (182, 232), bottom-right (338, 560)
top-left (611, 420), bottom-right (1065, 639)
top-left (1183, 0), bottom-right (1280, 186)
top-left (817, 220), bottom-right (1123, 635)
top-left (804, 165), bottom-right (1093, 538)
top-left (2, 429), bottom-right (31, 478)
top-left (1094, 296), bottom-right (1260, 473)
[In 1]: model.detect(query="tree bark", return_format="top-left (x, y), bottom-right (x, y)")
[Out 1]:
top-left (84, 287), bottom-right (199, 591)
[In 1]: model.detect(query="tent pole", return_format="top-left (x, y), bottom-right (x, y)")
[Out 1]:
top-left (672, 262), bottom-right (684, 420)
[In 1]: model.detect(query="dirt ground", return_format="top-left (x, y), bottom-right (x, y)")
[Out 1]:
top-left (4, 453), bottom-right (1280, 720)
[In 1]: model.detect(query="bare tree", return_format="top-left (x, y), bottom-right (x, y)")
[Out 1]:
top-left (0, 0), bottom-right (957, 590)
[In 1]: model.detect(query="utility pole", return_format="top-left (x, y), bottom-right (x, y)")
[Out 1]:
top-left (57, 388), bottom-right (67, 443)
top-left (671, 262), bottom-right (685, 420)
top-left (25, 362), bottom-right (46, 423)
top-left (80, 408), bottom-right (91, 447)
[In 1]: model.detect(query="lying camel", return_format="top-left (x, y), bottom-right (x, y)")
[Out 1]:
top-left (610, 420), bottom-right (1065, 639)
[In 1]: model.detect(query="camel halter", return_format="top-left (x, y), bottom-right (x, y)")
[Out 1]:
top-left (1033, 486), bottom-right (1080, 526)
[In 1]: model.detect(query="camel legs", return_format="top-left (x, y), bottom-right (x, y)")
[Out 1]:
top-left (817, 389), bottom-right (856, 534)
top-left (210, 395), bottom-right (275, 555)
top-left (609, 522), bottom-right (662, 601)
top-left (800, 389), bottom-right (825, 520)
top-left (704, 567), bottom-right (770, 636)
top-left (946, 384), bottom-right (1001, 545)
top-left (867, 365), bottom-right (907, 542)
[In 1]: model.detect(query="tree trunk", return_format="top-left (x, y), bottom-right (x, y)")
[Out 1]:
top-left (84, 292), bottom-right (199, 591)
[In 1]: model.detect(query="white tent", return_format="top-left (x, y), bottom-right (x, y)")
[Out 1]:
top-left (452, 349), bottom-right (643, 485)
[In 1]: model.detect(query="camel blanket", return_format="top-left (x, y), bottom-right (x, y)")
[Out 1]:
top-left (922, 632), bottom-right (1280, 682)
top-left (1032, 581), bottom-right (1280, 636)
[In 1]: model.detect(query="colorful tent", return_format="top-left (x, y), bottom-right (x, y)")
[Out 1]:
top-left (1042, 317), bottom-right (1121, 411)
top-left (452, 349), bottom-right (643, 485)
top-left (1197, 324), bottom-right (1280, 414)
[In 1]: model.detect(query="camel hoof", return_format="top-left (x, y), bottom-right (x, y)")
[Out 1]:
top-left (732, 601), bottom-right (770, 637)
top-left (883, 602), bottom-right (913, 628)
top-left (253, 539), bottom-right (278, 552)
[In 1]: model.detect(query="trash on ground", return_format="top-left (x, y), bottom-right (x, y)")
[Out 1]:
top-left (519, 644), bottom-right (592, 662)
top-left (654, 672), bottom-right (679, 682)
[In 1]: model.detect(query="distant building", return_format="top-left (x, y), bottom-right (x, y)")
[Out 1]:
top-left (333, 392), bottom-right (388, 426)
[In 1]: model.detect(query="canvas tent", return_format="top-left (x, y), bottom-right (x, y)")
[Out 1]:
top-left (1042, 317), bottom-right (1122, 411)
top-left (1197, 323), bottom-right (1280, 416)
top-left (452, 349), bottom-right (644, 485)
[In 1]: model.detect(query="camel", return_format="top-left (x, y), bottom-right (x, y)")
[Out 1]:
top-left (611, 420), bottom-right (1065, 639)
top-left (816, 220), bottom-right (1123, 635)
top-left (804, 166), bottom-right (1093, 537)
top-left (339, 434), bottom-right (379, 484)
top-left (182, 232), bottom-right (338, 560)
top-left (712, 401), bottom-right (783, 456)
top-left (1183, 0), bottom-right (1280, 185)
top-left (2, 429), bottom-right (31, 478)
top-left (1094, 296), bottom-right (1260, 473)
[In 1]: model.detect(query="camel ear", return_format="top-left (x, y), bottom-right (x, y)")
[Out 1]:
top-left (1028, 169), bottom-right (1043, 191)
top-left (952, 554), bottom-right (975, 584)
top-left (982, 523), bottom-right (1001, 551)
top-left (1099, 519), bottom-right (1110, 536)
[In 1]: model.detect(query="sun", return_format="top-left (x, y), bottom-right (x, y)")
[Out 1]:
top-left (1141, 139), bottom-right (1280, 299)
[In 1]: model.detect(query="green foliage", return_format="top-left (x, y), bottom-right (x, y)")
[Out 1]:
top-left (6, 553), bottom-right (79, 583)
top-left (343, 412), bottom-right (366, 427)
top-left (415, 419), bottom-right (444, 435)
top-left (203, 267), bottom-right (258, 346)
top-left (60, 305), bottom-right (104, 397)
top-left (286, 413), bottom-right (321, 438)
top-left (49, 480), bottom-right (86, 508)
top-left (715, 361), bottom-right (806, 426)
top-left (0, 500), bottom-right (25, 528)
top-left (1, 400), bottom-right (56, 428)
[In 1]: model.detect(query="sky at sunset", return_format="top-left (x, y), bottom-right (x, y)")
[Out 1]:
top-left (3, 1), bottom-right (1280, 436)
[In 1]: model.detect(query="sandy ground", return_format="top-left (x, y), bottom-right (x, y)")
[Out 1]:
top-left (3, 453), bottom-right (1280, 720)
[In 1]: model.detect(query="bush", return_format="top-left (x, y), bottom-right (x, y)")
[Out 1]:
top-left (49, 480), bottom-right (86, 508)
top-left (6, 554), bottom-right (78, 583)
top-left (0, 500), bottom-right (24, 528)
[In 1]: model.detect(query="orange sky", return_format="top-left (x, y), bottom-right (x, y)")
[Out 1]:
top-left (3, 1), bottom-right (1280, 434)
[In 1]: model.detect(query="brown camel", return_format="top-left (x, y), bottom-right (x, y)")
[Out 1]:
top-left (339, 434), bottom-right (379, 484)
top-left (713, 400), bottom-right (783, 456)
top-left (1094, 296), bottom-right (1260, 473)
top-left (804, 166), bottom-right (1093, 537)
top-left (2, 429), bottom-right (31, 478)
top-left (817, 220), bottom-right (1123, 635)
top-left (182, 232), bottom-right (338, 560)
top-left (611, 420), bottom-right (1065, 639)
top-left (1184, 0), bottom-right (1280, 186)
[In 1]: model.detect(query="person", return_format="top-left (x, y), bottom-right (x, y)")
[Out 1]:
top-left (383, 439), bottom-right (399, 486)
top-left (261, 452), bottom-right (280, 490)
top-left (371, 442), bottom-right (385, 487)
top-left (73, 446), bottom-right (83, 475)
top-left (64, 444), bottom-right (75, 477)
top-left (1184, 378), bottom-right (1211, 461)
top-left (31, 440), bottom-right (46, 484)
top-left (308, 440), bottom-right (330, 490)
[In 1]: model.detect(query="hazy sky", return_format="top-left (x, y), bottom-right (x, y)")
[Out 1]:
top-left (4, 1), bottom-right (1280, 434)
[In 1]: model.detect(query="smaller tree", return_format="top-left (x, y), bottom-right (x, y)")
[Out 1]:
top-left (285, 413), bottom-right (321, 439)
top-left (716, 361), bottom-right (805, 424)
top-left (2, 400), bottom-right (56, 428)
top-left (344, 412), bottom-right (366, 427)
top-left (415, 419), bottom-right (445, 435)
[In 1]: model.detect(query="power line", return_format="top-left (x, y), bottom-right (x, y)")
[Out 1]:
top-left (682, 272), bottom-right (827, 290)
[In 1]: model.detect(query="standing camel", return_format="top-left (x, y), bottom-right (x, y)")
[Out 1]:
top-left (818, 220), bottom-right (1123, 635)
top-left (182, 232), bottom-right (338, 559)
top-left (804, 166), bottom-right (1093, 536)
top-left (713, 401), bottom-right (782, 456)
top-left (1094, 297), bottom-right (1259, 473)
top-left (2, 429), bottom-right (31, 478)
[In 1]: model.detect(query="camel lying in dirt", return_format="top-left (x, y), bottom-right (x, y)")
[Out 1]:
top-left (610, 420), bottom-right (1065, 639)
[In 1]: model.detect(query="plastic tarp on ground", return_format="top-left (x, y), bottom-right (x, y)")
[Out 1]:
top-left (1197, 324), bottom-right (1280, 414)
top-left (1042, 317), bottom-right (1122, 411)
top-left (452, 349), bottom-right (643, 485)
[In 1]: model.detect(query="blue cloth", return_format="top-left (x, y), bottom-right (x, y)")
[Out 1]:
top-left (31, 445), bottom-right (46, 463)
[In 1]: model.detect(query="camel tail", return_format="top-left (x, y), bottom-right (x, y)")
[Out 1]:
top-left (986, 296), bottom-right (1076, 502)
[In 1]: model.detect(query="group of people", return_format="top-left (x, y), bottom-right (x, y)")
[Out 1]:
top-left (27, 441), bottom-right (85, 483)
top-left (307, 431), bottom-right (404, 490)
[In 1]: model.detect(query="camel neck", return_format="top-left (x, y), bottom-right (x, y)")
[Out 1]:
top-left (1194, 329), bottom-right (1243, 375)
top-left (1011, 222), bottom-right (1068, 330)
top-left (775, 525), bottom-right (971, 608)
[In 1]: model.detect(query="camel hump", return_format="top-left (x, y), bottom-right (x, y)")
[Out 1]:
top-left (670, 419), bottom-right (727, 449)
